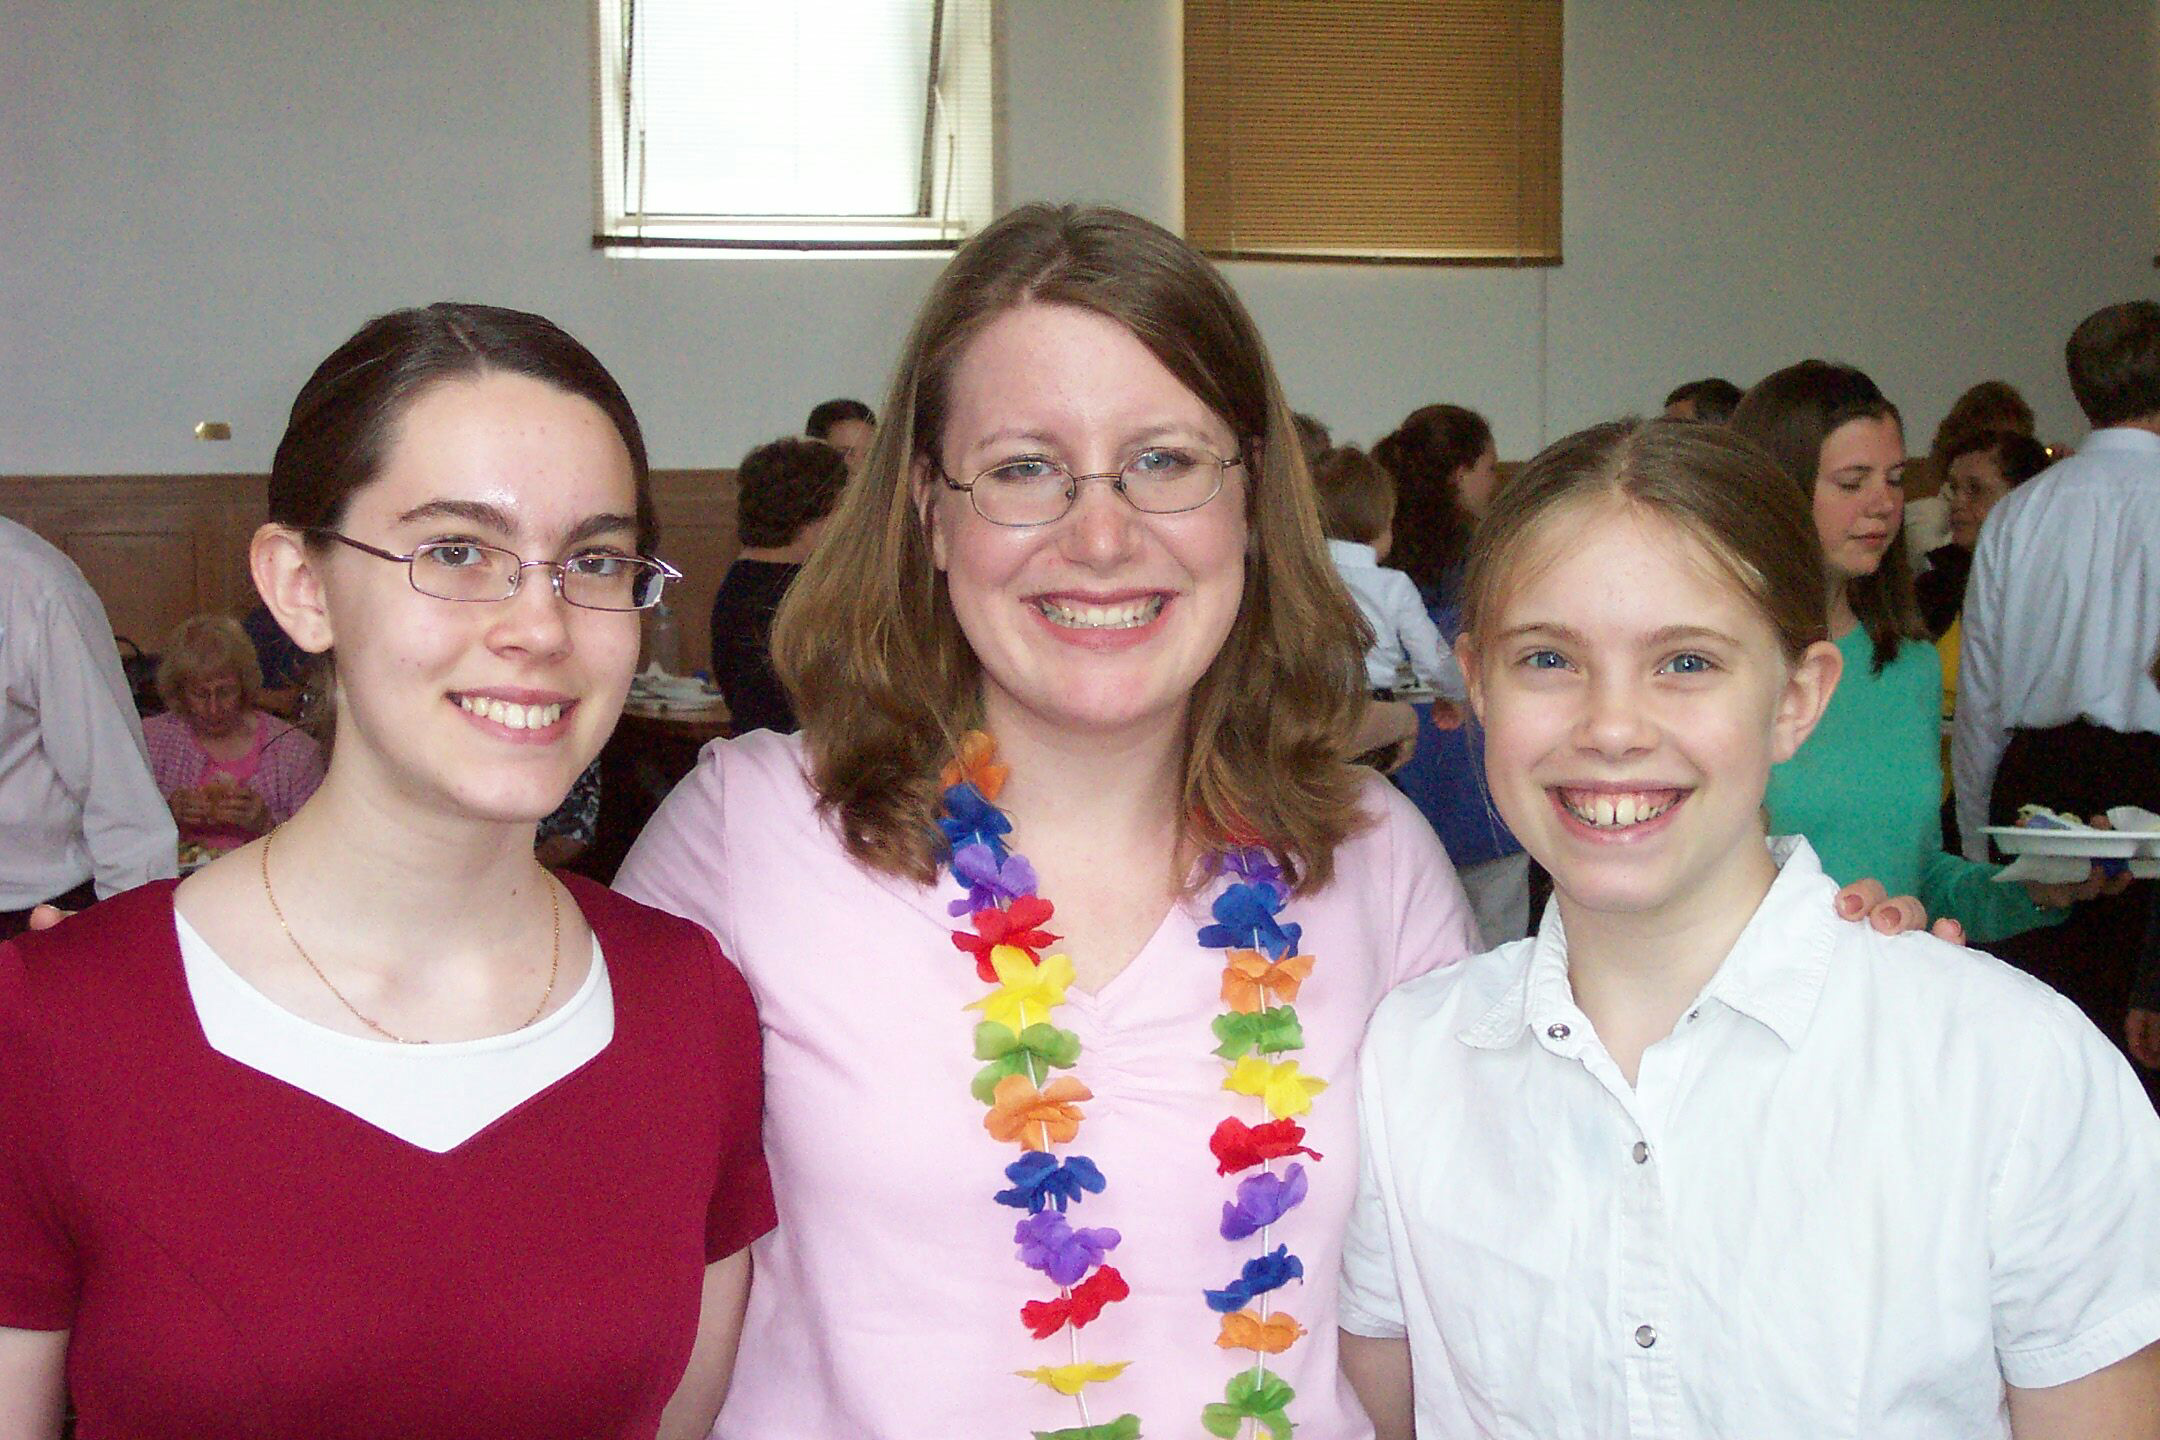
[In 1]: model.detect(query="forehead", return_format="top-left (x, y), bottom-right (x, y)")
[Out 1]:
top-left (351, 372), bottom-right (637, 536)
top-left (943, 302), bottom-right (1227, 443)
top-left (1497, 501), bottom-right (1773, 639)
top-left (1818, 413), bottom-right (1904, 468)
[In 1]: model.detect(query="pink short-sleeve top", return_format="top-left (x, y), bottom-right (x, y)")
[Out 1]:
top-left (615, 730), bottom-right (1476, 1439)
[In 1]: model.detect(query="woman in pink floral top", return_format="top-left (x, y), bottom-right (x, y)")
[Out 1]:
top-left (142, 614), bottom-right (324, 857)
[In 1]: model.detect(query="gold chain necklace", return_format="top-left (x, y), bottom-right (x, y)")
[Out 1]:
top-left (259, 832), bottom-right (560, 1045)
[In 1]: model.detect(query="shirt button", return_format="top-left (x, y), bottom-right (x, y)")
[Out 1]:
top-left (1632, 1141), bottom-right (1650, 1164)
top-left (1546, 1022), bottom-right (1571, 1040)
top-left (1635, 1324), bottom-right (1657, 1348)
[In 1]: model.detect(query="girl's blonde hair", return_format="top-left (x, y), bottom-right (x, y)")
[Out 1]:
top-left (771, 203), bottom-right (1371, 893)
top-left (156, 614), bottom-right (263, 715)
top-left (1462, 419), bottom-right (1830, 664)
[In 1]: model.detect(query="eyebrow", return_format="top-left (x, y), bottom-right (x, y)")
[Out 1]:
top-left (1497, 622), bottom-right (1743, 647)
top-left (394, 499), bottom-right (640, 548)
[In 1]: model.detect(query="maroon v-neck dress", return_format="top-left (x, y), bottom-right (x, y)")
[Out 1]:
top-left (0, 877), bottom-right (773, 1439)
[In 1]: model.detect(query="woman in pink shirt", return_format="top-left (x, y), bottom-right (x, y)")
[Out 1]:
top-left (142, 613), bottom-right (325, 861)
top-left (615, 204), bottom-right (1483, 1440)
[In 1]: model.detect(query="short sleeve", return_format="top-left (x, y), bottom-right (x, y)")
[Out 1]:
top-left (698, 928), bottom-right (776, 1262)
top-left (1369, 780), bottom-right (1480, 991)
top-left (1989, 996), bottom-right (2160, 1387)
top-left (1337, 1012), bottom-right (1409, 1339)
top-left (0, 946), bottom-right (80, 1330)
top-left (614, 741), bottom-right (737, 956)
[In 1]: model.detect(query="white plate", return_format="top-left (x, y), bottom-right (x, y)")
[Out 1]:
top-left (1983, 825), bottom-right (2160, 859)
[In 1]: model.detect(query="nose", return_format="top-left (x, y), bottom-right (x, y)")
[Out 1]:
top-left (488, 560), bottom-right (575, 657)
top-left (1054, 472), bottom-right (1145, 568)
top-left (1572, 669), bottom-right (1656, 759)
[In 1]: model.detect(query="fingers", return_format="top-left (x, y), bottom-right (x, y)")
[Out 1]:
top-left (1929, 917), bottom-right (1966, 946)
top-left (1866, 895), bottom-right (1928, 935)
top-left (27, 905), bottom-right (69, 932)
top-left (1835, 878), bottom-right (1888, 921)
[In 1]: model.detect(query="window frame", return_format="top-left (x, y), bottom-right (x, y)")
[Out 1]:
top-left (592, 0), bottom-right (997, 256)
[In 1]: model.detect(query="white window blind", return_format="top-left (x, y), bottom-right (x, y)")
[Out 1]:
top-left (596, 0), bottom-right (995, 252)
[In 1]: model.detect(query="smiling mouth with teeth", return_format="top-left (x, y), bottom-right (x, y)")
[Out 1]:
top-left (455, 695), bottom-right (566, 731)
top-left (1555, 788), bottom-right (1685, 829)
top-left (1034, 596), bottom-right (1166, 630)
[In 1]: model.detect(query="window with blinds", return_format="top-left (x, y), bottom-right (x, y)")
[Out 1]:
top-left (1183, 0), bottom-right (1563, 264)
top-left (595, 0), bottom-right (995, 252)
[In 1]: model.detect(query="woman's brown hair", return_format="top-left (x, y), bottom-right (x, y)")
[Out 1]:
top-left (1461, 418), bottom-right (1829, 667)
top-left (1372, 403), bottom-right (1493, 598)
top-left (1729, 360), bottom-right (1926, 674)
top-left (771, 203), bottom-right (1371, 893)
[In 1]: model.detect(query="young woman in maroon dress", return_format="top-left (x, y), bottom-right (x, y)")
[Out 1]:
top-left (0, 304), bottom-right (773, 1439)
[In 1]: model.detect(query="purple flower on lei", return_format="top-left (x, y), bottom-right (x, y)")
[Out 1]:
top-left (1014, 1210), bottom-right (1122, 1287)
top-left (946, 843), bottom-right (1040, 917)
top-left (1213, 847), bottom-right (1289, 902)
top-left (1218, 1162), bottom-right (1309, 1240)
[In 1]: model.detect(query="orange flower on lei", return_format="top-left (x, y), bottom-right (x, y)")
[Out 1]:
top-left (1219, 948), bottom-right (1316, 1013)
top-left (1216, 1309), bottom-right (1306, 1354)
top-left (985, 1073), bottom-right (1093, 1150)
top-left (940, 730), bottom-right (1008, 801)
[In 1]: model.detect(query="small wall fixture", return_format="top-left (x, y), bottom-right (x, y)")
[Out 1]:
top-left (194, 421), bottom-right (232, 441)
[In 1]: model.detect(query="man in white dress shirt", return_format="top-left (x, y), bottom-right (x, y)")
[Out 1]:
top-left (1955, 300), bottom-right (2160, 1096)
top-left (0, 515), bottom-right (175, 939)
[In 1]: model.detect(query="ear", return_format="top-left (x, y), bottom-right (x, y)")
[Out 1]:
top-left (1455, 633), bottom-right (1487, 724)
top-left (250, 524), bottom-right (335, 655)
top-left (913, 456), bottom-right (951, 572)
top-left (1769, 638), bottom-right (1842, 763)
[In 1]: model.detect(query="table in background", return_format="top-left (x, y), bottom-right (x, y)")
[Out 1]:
top-left (579, 698), bottom-right (732, 884)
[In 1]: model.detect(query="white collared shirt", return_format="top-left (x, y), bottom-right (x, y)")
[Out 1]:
top-left (1340, 838), bottom-right (2160, 1439)
top-left (0, 517), bottom-right (175, 906)
top-left (1953, 427), bottom-right (2160, 859)
top-left (1327, 539), bottom-right (1466, 696)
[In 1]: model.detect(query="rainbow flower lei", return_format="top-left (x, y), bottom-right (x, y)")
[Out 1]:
top-left (937, 732), bottom-right (1326, 1440)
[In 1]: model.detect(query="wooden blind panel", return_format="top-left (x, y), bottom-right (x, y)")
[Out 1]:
top-left (1184, 0), bottom-right (1562, 263)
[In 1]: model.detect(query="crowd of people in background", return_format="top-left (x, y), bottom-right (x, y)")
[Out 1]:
top-left (2, 208), bottom-right (2157, 1438)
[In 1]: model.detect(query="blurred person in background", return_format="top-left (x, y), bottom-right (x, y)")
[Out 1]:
top-left (708, 436), bottom-right (848, 734)
top-left (1905, 379), bottom-right (2037, 567)
top-left (1957, 302), bottom-right (2160, 1097)
top-left (0, 514), bottom-right (174, 940)
top-left (1374, 402), bottom-right (1530, 947)
top-left (1917, 429), bottom-right (2052, 639)
top-left (1733, 360), bottom-right (2100, 951)
top-left (143, 614), bottom-right (324, 862)
top-left (1661, 376), bottom-right (1743, 424)
top-left (805, 396), bottom-right (876, 475)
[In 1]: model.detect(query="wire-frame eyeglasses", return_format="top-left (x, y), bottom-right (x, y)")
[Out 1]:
top-left (308, 530), bottom-right (682, 612)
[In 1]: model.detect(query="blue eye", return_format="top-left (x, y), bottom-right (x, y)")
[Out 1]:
top-left (1664, 652), bottom-right (1714, 675)
top-left (982, 456), bottom-right (1065, 486)
top-left (1522, 649), bottom-right (1568, 671)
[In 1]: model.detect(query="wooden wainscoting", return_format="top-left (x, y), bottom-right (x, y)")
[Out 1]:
top-left (0, 470), bottom-right (742, 672)
top-left (0, 474), bottom-right (264, 650)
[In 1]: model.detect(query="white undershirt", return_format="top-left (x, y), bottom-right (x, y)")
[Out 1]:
top-left (176, 911), bottom-right (614, 1153)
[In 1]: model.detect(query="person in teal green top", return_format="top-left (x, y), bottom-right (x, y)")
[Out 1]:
top-left (1734, 361), bottom-right (2103, 943)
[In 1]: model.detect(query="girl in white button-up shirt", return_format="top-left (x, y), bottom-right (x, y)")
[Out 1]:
top-left (1339, 418), bottom-right (2160, 1439)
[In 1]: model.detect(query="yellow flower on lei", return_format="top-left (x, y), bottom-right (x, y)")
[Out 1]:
top-left (1223, 1054), bottom-right (1328, 1118)
top-left (967, 947), bottom-right (1074, 1032)
top-left (1015, 1361), bottom-right (1131, 1395)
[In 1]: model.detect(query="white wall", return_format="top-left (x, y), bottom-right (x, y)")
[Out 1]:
top-left (3, 0), bottom-right (2154, 475)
